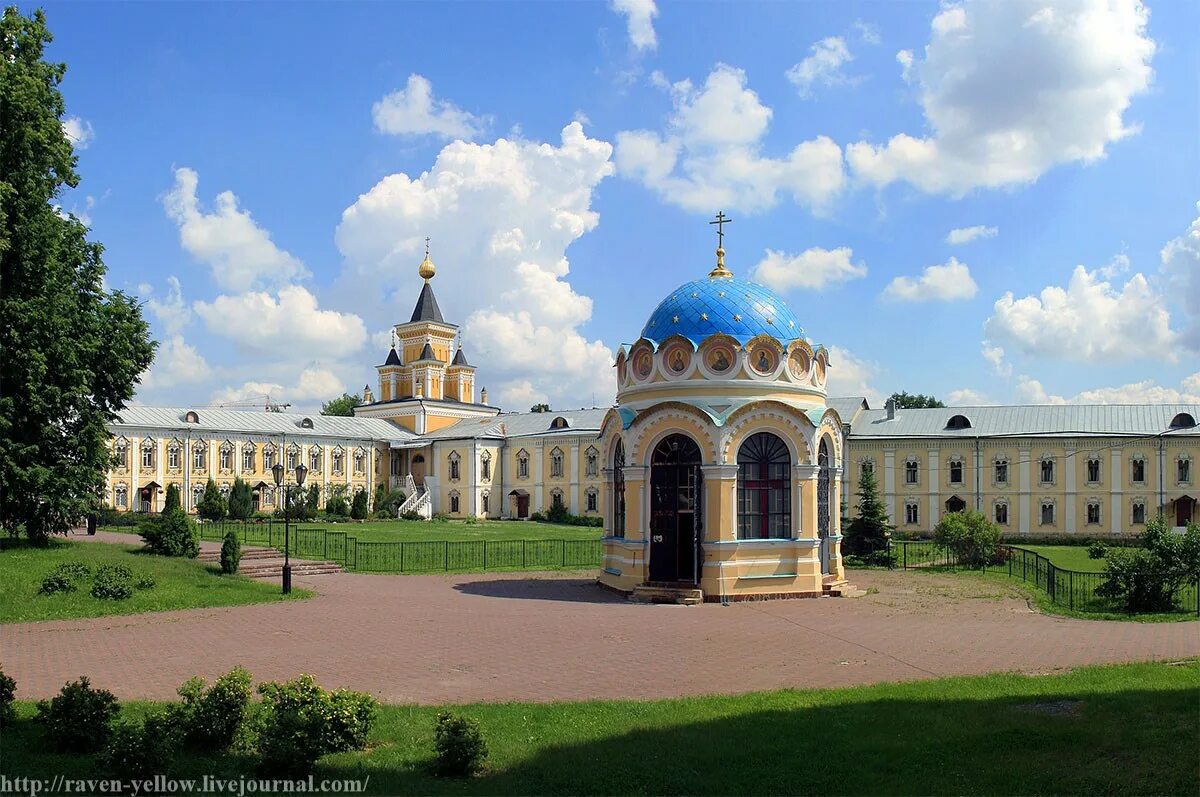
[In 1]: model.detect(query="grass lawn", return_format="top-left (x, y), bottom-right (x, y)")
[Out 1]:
top-left (1017, 545), bottom-right (1106, 572)
top-left (0, 540), bottom-right (307, 623)
top-left (104, 518), bottom-right (601, 543)
top-left (3, 660), bottom-right (1196, 795)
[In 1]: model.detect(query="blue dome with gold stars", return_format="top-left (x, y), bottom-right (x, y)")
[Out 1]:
top-left (640, 275), bottom-right (804, 346)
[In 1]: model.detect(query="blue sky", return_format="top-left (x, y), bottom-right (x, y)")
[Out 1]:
top-left (39, 0), bottom-right (1200, 411)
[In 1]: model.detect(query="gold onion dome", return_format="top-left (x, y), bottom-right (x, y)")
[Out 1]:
top-left (418, 252), bottom-right (436, 281)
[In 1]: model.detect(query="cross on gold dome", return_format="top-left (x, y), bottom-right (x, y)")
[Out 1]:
top-left (708, 211), bottom-right (734, 278)
top-left (418, 236), bottom-right (436, 280)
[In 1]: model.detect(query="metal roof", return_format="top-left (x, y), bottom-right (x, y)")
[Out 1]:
top-left (420, 408), bottom-right (609, 441)
top-left (826, 396), bottom-right (869, 425)
top-left (409, 281), bottom-right (445, 324)
top-left (113, 406), bottom-right (418, 443)
top-left (849, 404), bottom-right (1200, 439)
top-left (640, 275), bottom-right (805, 346)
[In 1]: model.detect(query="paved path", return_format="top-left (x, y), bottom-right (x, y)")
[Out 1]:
top-left (4, 545), bottom-right (1197, 703)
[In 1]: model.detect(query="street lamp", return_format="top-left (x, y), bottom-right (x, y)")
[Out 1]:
top-left (271, 461), bottom-right (310, 594)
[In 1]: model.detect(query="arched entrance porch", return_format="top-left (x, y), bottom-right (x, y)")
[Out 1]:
top-left (509, 489), bottom-right (530, 520)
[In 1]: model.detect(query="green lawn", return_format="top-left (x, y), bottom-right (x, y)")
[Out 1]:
top-left (105, 518), bottom-right (601, 543)
top-left (3, 661), bottom-right (1196, 795)
top-left (1017, 545), bottom-right (1106, 572)
top-left (0, 540), bottom-right (307, 623)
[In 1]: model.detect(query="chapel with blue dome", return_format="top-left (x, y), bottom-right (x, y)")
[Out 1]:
top-left (640, 275), bottom-right (805, 346)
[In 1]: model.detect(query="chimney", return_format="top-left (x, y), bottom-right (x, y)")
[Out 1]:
top-left (885, 397), bottom-right (897, 420)
top-left (480, 387), bottom-right (488, 406)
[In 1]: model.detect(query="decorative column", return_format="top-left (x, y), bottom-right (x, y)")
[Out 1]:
top-left (569, 443), bottom-right (580, 514)
top-left (882, 446), bottom-right (896, 525)
top-left (1110, 448), bottom-right (1123, 535)
top-left (700, 464), bottom-right (738, 543)
top-left (131, 435), bottom-right (140, 511)
top-left (1064, 441), bottom-right (1077, 533)
top-left (467, 440), bottom-right (477, 517)
top-left (1018, 443), bottom-right (1031, 533)
top-left (927, 447), bottom-right (940, 531)
top-left (794, 463), bottom-right (819, 540)
top-left (534, 442), bottom-right (544, 511)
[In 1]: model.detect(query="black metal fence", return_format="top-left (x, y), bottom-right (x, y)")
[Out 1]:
top-left (890, 539), bottom-right (1200, 616)
top-left (188, 521), bottom-right (603, 574)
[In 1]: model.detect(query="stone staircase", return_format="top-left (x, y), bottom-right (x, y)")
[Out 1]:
top-left (198, 547), bottom-right (344, 578)
top-left (395, 475), bottom-right (433, 519)
top-left (631, 581), bottom-right (704, 605)
top-left (822, 574), bottom-right (857, 597)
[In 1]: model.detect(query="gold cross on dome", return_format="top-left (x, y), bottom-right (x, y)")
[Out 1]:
top-left (709, 211), bottom-right (733, 248)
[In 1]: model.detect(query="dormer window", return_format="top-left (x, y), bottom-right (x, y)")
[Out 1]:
top-left (299, 417), bottom-right (314, 429)
top-left (184, 410), bottom-right (200, 424)
top-left (1169, 412), bottom-right (1197, 429)
top-left (550, 416), bottom-right (569, 430)
top-left (946, 414), bottom-right (972, 430)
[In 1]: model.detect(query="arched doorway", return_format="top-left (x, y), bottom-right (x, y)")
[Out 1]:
top-left (817, 438), bottom-right (832, 574)
top-left (509, 489), bottom-right (530, 520)
top-left (945, 495), bottom-right (967, 513)
top-left (411, 454), bottom-right (426, 487)
top-left (1177, 496), bottom-right (1196, 527)
top-left (649, 434), bottom-right (703, 584)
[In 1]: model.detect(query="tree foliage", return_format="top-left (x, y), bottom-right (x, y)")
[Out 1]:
top-left (162, 483), bottom-right (181, 514)
top-left (529, 403), bottom-right (550, 413)
top-left (350, 488), bottom-right (369, 520)
top-left (1098, 517), bottom-right (1200, 613)
top-left (888, 391), bottom-right (946, 409)
top-left (0, 9), bottom-right (155, 542)
top-left (843, 466), bottom-right (894, 565)
top-left (933, 509), bottom-right (1000, 569)
top-left (226, 478), bottom-right (252, 521)
top-left (196, 478), bottom-right (226, 521)
top-left (320, 393), bottom-right (361, 417)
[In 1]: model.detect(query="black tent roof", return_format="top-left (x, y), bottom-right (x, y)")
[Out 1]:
top-left (409, 281), bottom-right (445, 324)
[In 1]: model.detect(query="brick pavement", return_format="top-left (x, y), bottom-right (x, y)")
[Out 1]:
top-left (3, 540), bottom-right (1197, 703)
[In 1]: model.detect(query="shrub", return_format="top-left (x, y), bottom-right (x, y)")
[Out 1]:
top-left (325, 493), bottom-right (349, 517)
top-left (227, 478), bottom-right (253, 521)
top-left (140, 508), bottom-right (199, 558)
top-left (36, 677), bottom-right (119, 752)
top-left (433, 712), bottom-right (488, 777)
top-left (306, 483), bottom-right (321, 519)
top-left (171, 667), bottom-right (253, 751)
top-left (39, 561), bottom-right (92, 595)
top-left (134, 574), bottom-right (156, 590)
top-left (350, 489), bottom-right (369, 520)
top-left (0, 665), bottom-right (15, 726)
top-left (220, 531), bottom-right (242, 574)
top-left (256, 674), bottom-right (377, 775)
top-left (103, 711), bottom-right (178, 780)
top-left (1098, 518), bottom-right (1200, 613)
top-left (91, 564), bottom-right (134, 600)
top-left (97, 506), bottom-right (137, 528)
top-left (162, 483), bottom-right (181, 514)
top-left (1088, 540), bottom-right (1109, 560)
top-left (197, 479), bottom-right (227, 521)
top-left (529, 511), bottom-right (546, 523)
top-left (374, 490), bottom-right (406, 518)
top-left (399, 510), bottom-right (423, 521)
top-left (547, 494), bottom-right (569, 524)
top-left (933, 510), bottom-right (1001, 569)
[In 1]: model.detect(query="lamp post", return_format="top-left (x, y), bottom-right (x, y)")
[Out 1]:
top-left (272, 462), bottom-right (308, 594)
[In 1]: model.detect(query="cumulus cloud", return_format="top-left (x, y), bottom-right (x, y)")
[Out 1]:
top-left (372, 74), bottom-right (485, 140)
top-left (210, 366), bottom-right (346, 409)
top-left (146, 276), bottom-right (191, 335)
top-left (62, 116), bottom-right (94, 149)
top-left (335, 122), bottom-right (616, 408)
top-left (752, 247), bottom-right (866, 292)
top-left (985, 265), bottom-right (1177, 362)
top-left (946, 225), bottom-right (998, 245)
top-left (825, 346), bottom-right (883, 406)
top-left (947, 388), bottom-right (996, 406)
top-left (1160, 202), bottom-right (1200, 351)
top-left (1017, 372), bottom-right (1200, 405)
top-left (848, 0), bottom-right (1156, 195)
top-left (194, 285), bottom-right (367, 358)
top-left (611, 0), bottom-right (658, 52)
top-left (853, 20), bottom-right (881, 45)
top-left (883, 257), bottom-right (977, 302)
top-left (140, 335), bottom-right (212, 390)
top-left (786, 37), bottom-right (854, 98)
top-left (981, 342), bottom-right (1012, 378)
top-left (493, 379), bottom-right (550, 411)
top-left (615, 64), bottom-right (845, 214)
top-left (162, 167), bottom-right (309, 292)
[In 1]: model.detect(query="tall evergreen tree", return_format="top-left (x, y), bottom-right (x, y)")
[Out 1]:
top-left (227, 478), bottom-right (252, 521)
top-left (305, 483), bottom-right (320, 518)
top-left (161, 483), bottom-right (181, 514)
top-left (350, 488), bottom-right (369, 520)
top-left (196, 478), bottom-right (226, 521)
top-left (844, 466), bottom-right (895, 563)
top-left (0, 9), bottom-right (155, 542)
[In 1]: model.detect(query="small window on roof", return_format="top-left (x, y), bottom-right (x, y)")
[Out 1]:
top-left (550, 416), bottom-right (569, 430)
top-left (184, 410), bottom-right (200, 424)
top-left (946, 414), bottom-right (972, 430)
top-left (1169, 412), bottom-right (1196, 429)
top-left (299, 418), bottom-right (314, 429)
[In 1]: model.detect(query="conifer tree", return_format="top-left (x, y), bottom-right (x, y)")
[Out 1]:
top-left (844, 466), bottom-right (894, 563)
top-left (227, 478), bottom-right (252, 521)
top-left (196, 478), bottom-right (226, 521)
top-left (161, 484), bottom-right (181, 514)
top-left (350, 488), bottom-right (368, 520)
top-left (305, 483), bottom-right (320, 518)
top-left (0, 9), bottom-right (155, 542)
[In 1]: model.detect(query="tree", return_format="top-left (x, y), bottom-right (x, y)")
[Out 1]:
top-left (933, 510), bottom-right (1000, 569)
top-left (843, 467), bottom-right (894, 565)
top-left (140, 508), bottom-right (199, 558)
top-left (161, 484), bottom-right (181, 514)
top-left (325, 488), bottom-right (348, 517)
top-left (227, 478), bottom-right (252, 521)
top-left (1098, 517), bottom-right (1200, 613)
top-left (305, 483), bottom-right (320, 518)
top-left (530, 403), bottom-right (550, 413)
top-left (196, 479), bottom-right (226, 521)
top-left (320, 393), bottom-right (361, 417)
top-left (0, 9), bottom-right (155, 543)
top-left (888, 391), bottom-right (945, 409)
top-left (350, 489), bottom-right (369, 520)
top-left (219, 530), bottom-right (241, 574)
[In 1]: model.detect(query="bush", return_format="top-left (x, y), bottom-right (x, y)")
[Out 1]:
top-left (140, 508), bottom-right (199, 558)
top-left (134, 574), bottom-right (156, 590)
top-left (172, 667), bottom-right (253, 751)
top-left (325, 493), bottom-right (349, 517)
top-left (399, 510), bottom-right (423, 521)
top-left (0, 665), bottom-right (15, 726)
top-left (39, 561), bottom-right (91, 595)
top-left (256, 674), bottom-right (377, 775)
top-left (162, 483), bottom-right (181, 514)
top-left (350, 489), bottom-right (369, 520)
top-left (91, 564), bottom-right (134, 600)
top-left (227, 478), bottom-right (253, 522)
top-left (97, 506), bottom-right (137, 528)
top-left (529, 511), bottom-right (546, 523)
top-left (220, 531), bottom-right (241, 574)
top-left (197, 479), bottom-right (227, 522)
top-left (103, 711), bottom-right (178, 780)
top-left (36, 677), bottom-right (119, 752)
top-left (433, 712), bottom-right (488, 777)
top-left (1098, 518), bottom-right (1200, 613)
top-left (546, 494), bottom-right (569, 524)
top-left (1088, 540), bottom-right (1109, 560)
top-left (933, 510), bottom-right (1001, 569)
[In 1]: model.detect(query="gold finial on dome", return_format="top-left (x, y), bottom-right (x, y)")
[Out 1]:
top-left (708, 211), bottom-right (734, 278)
top-left (418, 236), bottom-right (436, 281)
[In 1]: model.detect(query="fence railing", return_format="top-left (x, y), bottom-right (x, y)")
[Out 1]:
top-left (889, 539), bottom-right (1199, 616)
top-left (185, 521), bottom-right (602, 574)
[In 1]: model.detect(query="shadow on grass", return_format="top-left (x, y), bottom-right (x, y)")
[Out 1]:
top-left (453, 578), bottom-right (623, 604)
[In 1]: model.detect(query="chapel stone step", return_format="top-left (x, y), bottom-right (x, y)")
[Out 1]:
top-left (631, 583), bottom-right (704, 605)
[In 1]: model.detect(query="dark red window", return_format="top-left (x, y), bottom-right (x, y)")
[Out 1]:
top-left (737, 432), bottom-right (791, 539)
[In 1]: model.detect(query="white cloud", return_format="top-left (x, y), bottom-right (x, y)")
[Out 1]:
top-left (883, 257), bottom-right (978, 302)
top-left (210, 367), bottom-right (346, 408)
top-left (372, 74), bottom-right (485, 141)
top-left (981, 342), bottom-right (1012, 378)
top-left (611, 0), bottom-right (658, 52)
top-left (62, 116), bottom-right (94, 149)
top-left (786, 37), bottom-right (854, 98)
top-left (146, 276), bottom-right (191, 335)
top-left (194, 285), bottom-right (367, 358)
top-left (140, 335), bottom-right (212, 390)
top-left (335, 122), bottom-right (616, 408)
top-left (985, 265), bottom-right (1177, 362)
top-left (1160, 202), bottom-right (1200, 351)
top-left (853, 20), bottom-right (881, 45)
top-left (848, 0), bottom-right (1155, 195)
top-left (752, 247), bottom-right (866, 292)
top-left (163, 167), bottom-right (309, 292)
top-left (494, 379), bottom-right (550, 411)
top-left (616, 64), bottom-right (845, 214)
top-left (947, 388), bottom-right (996, 406)
top-left (825, 346), bottom-right (883, 406)
top-left (1017, 372), bottom-right (1200, 405)
top-left (946, 225), bottom-right (998, 245)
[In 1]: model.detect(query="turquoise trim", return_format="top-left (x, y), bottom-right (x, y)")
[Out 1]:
top-left (736, 573), bottom-right (799, 580)
top-left (603, 567), bottom-right (621, 576)
top-left (618, 407), bottom-right (637, 429)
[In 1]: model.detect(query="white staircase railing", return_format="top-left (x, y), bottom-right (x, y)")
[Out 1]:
top-left (396, 474), bottom-right (431, 519)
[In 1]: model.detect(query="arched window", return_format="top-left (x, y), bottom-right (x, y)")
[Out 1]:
top-left (860, 459), bottom-right (874, 477)
top-left (585, 447), bottom-right (599, 478)
top-left (1131, 499), bottom-right (1146, 525)
top-left (817, 438), bottom-right (832, 540)
top-left (448, 452), bottom-right (461, 481)
top-left (481, 491), bottom-right (490, 514)
top-left (449, 490), bottom-right (460, 514)
top-left (1169, 412), bottom-right (1197, 429)
top-left (586, 488), bottom-right (598, 512)
top-left (737, 432), bottom-right (791, 540)
top-left (904, 457), bottom-right (919, 485)
top-left (1130, 455), bottom-right (1146, 483)
top-left (550, 488), bottom-right (564, 509)
top-left (946, 414), bottom-right (972, 430)
top-left (480, 451), bottom-right (491, 481)
top-left (309, 445), bottom-right (322, 472)
top-left (550, 447), bottom-right (564, 478)
top-left (219, 441), bottom-right (233, 472)
top-left (354, 447), bottom-right (366, 475)
top-left (114, 437), bottom-right (129, 469)
top-left (263, 443), bottom-right (276, 471)
top-left (550, 416), bottom-right (569, 430)
top-left (994, 501), bottom-right (1009, 525)
top-left (184, 410), bottom-right (200, 424)
top-left (1179, 455), bottom-right (1192, 484)
top-left (287, 444), bottom-right (300, 470)
top-left (168, 440), bottom-right (182, 471)
top-left (299, 417), bottom-right (314, 429)
top-left (1086, 457), bottom-right (1101, 484)
top-left (243, 442), bottom-right (257, 473)
top-left (612, 440), bottom-right (626, 538)
top-left (993, 457), bottom-right (1009, 485)
top-left (1040, 457), bottom-right (1055, 484)
top-left (517, 450), bottom-right (529, 479)
top-left (192, 441), bottom-right (206, 470)
top-left (948, 457), bottom-right (964, 484)
top-left (141, 438), bottom-right (156, 469)
top-left (331, 447), bottom-right (344, 475)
